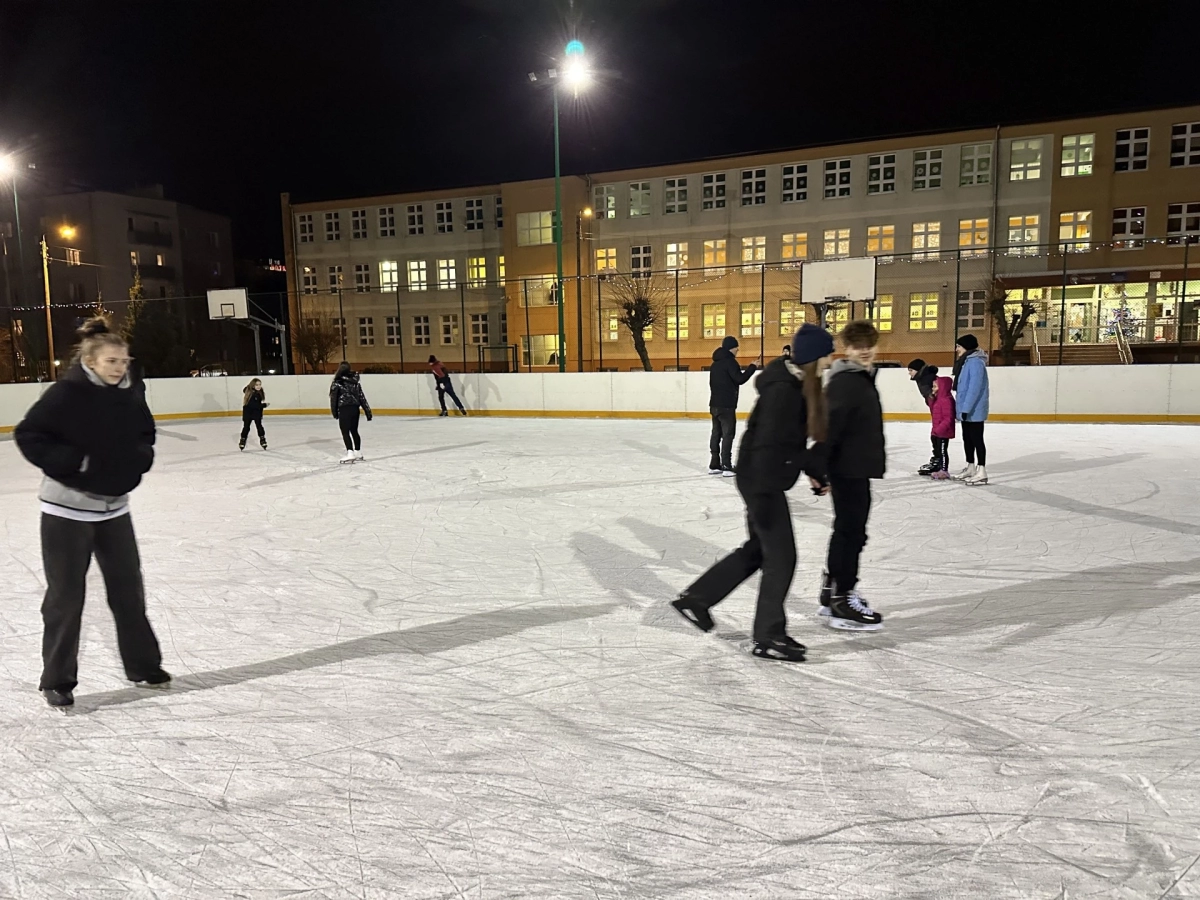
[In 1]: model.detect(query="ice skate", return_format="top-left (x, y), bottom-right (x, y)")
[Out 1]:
top-left (751, 635), bottom-right (806, 662)
top-left (818, 571), bottom-right (833, 616)
top-left (721, 467), bottom-right (736, 478)
top-left (439, 410), bottom-right (449, 417)
top-left (930, 470), bottom-right (951, 480)
top-left (340, 450), bottom-right (357, 464)
top-left (260, 438), bottom-right (268, 450)
top-left (131, 669), bottom-right (172, 689)
top-left (42, 688), bottom-right (74, 708)
top-left (917, 460), bottom-right (937, 476)
top-left (965, 465), bottom-right (988, 485)
top-left (238, 438), bottom-right (245, 451)
top-left (354, 449), bottom-right (365, 461)
top-left (671, 595), bottom-right (715, 633)
top-left (707, 467), bottom-right (722, 475)
top-left (827, 591), bottom-right (884, 632)
top-left (950, 463), bottom-right (977, 482)
top-left (458, 408), bottom-right (467, 416)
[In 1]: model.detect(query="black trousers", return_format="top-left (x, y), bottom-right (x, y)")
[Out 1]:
top-left (708, 407), bottom-right (737, 470)
top-left (929, 435), bottom-right (940, 462)
top-left (827, 477), bottom-right (872, 596)
top-left (338, 406), bottom-right (361, 451)
top-left (240, 411), bottom-right (265, 441)
top-left (39, 513), bottom-right (162, 691)
top-left (436, 377), bottom-right (464, 412)
top-left (682, 486), bottom-right (796, 642)
top-left (933, 437), bottom-right (950, 472)
top-left (962, 420), bottom-right (986, 466)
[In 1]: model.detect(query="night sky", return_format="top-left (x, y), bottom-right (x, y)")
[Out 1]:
top-left (3, 1), bottom-right (1199, 259)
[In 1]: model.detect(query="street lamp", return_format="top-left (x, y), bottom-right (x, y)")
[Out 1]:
top-left (576, 206), bottom-right (592, 372)
top-left (0, 154), bottom-right (29, 310)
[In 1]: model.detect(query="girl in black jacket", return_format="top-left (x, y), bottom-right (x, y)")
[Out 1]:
top-left (13, 317), bottom-right (170, 708)
top-left (330, 362), bottom-right (372, 462)
top-left (239, 378), bottom-right (269, 450)
top-left (672, 324), bottom-right (834, 662)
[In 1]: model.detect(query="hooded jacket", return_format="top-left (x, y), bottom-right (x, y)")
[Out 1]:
top-left (708, 346), bottom-right (757, 409)
top-left (955, 350), bottom-right (990, 422)
top-left (734, 357), bottom-right (827, 493)
top-left (330, 372), bottom-right (372, 418)
top-left (825, 359), bottom-right (886, 479)
top-left (928, 376), bottom-right (956, 439)
top-left (243, 387), bottom-right (266, 417)
top-left (914, 364), bottom-right (939, 401)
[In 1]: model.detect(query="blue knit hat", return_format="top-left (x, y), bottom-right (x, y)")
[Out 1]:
top-left (791, 324), bottom-right (835, 365)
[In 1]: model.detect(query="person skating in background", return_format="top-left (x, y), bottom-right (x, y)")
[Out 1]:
top-left (952, 334), bottom-right (991, 485)
top-left (707, 336), bottom-right (761, 476)
top-left (239, 378), bottom-right (269, 450)
top-left (781, 344), bottom-right (792, 361)
top-left (429, 356), bottom-right (466, 417)
top-left (927, 376), bottom-right (956, 480)
top-left (13, 317), bottom-right (170, 708)
top-left (907, 358), bottom-right (940, 475)
top-left (330, 362), bottom-right (372, 463)
top-left (820, 321), bottom-right (886, 631)
top-left (673, 324), bottom-right (834, 662)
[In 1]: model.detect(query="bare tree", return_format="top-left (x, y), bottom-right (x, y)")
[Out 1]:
top-left (605, 273), bottom-right (671, 371)
top-left (987, 280), bottom-right (1037, 366)
top-left (293, 307), bottom-right (343, 373)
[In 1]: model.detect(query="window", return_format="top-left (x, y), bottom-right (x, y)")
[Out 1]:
top-left (605, 309), bottom-right (619, 341)
top-left (1115, 128), bottom-right (1150, 172)
top-left (327, 265), bottom-right (343, 291)
top-left (298, 213), bottom-right (314, 243)
top-left (629, 182), bottom-right (651, 217)
top-left (325, 212), bottom-right (341, 241)
top-left (354, 263), bottom-right (371, 292)
top-left (957, 290), bottom-right (987, 330)
top-left (378, 207), bottom-right (396, 238)
top-left (960, 143), bottom-right (992, 186)
top-left (521, 334), bottom-right (560, 367)
top-left (333, 317), bottom-right (345, 341)
top-left (1112, 207), bottom-right (1147, 250)
top-left (495, 196), bottom-right (504, 228)
top-left (155, 253), bottom-right (166, 267)
top-left (666, 242), bottom-right (688, 271)
top-left (467, 256), bottom-right (487, 287)
top-left (779, 300), bottom-right (803, 336)
top-left (1060, 134), bottom-right (1094, 177)
top-left (703, 239), bottom-right (726, 275)
top-left (1009, 138), bottom-right (1043, 181)
top-left (781, 164), bottom-right (808, 202)
top-left (913, 149), bottom-right (943, 190)
top-left (407, 260), bottom-right (428, 291)
top-left (828, 304), bottom-right (851, 331)
top-left (781, 232), bottom-right (808, 265)
top-left (823, 228), bottom-right (850, 258)
top-left (358, 317), bottom-right (375, 346)
top-left (1007, 214), bottom-right (1040, 256)
top-left (407, 204), bottom-right (424, 235)
top-left (595, 247), bottom-right (618, 272)
top-left (516, 211), bottom-right (554, 246)
top-left (741, 236), bottom-right (766, 272)
top-left (912, 222), bottom-right (941, 260)
top-left (1167, 202), bottom-right (1200, 245)
top-left (1058, 211), bottom-right (1092, 252)
top-left (413, 315), bottom-right (431, 346)
top-left (501, 312), bottom-right (507, 343)
top-left (441, 314), bottom-right (459, 345)
top-left (741, 168), bottom-right (767, 206)
top-left (470, 313), bottom-right (489, 345)
top-left (866, 154), bottom-right (896, 194)
top-left (435, 201), bottom-right (453, 233)
top-left (631, 245), bottom-right (652, 277)
top-left (594, 185), bottom-right (616, 219)
top-left (701, 173), bottom-right (726, 209)
top-left (824, 158), bottom-right (852, 198)
top-left (465, 198), bottom-right (484, 231)
top-left (740, 302), bottom-right (763, 337)
top-left (866, 225), bottom-right (894, 261)
top-left (302, 266), bottom-right (318, 294)
top-left (702, 303), bottom-right (726, 338)
top-left (908, 292), bottom-right (939, 330)
top-left (871, 294), bottom-right (893, 333)
top-left (664, 177), bottom-right (688, 214)
top-left (1171, 122), bottom-right (1200, 167)
top-left (667, 308), bottom-right (689, 340)
top-left (379, 260), bottom-right (398, 292)
top-left (351, 209), bottom-right (368, 240)
top-left (497, 255), bottom-right (506, 284)
top-left (519, 275), bottom-right (557, 307)
top-left (437, 258), bottom-right (457, 289)
top-left (386, 316), bottom-right (401, 346)
top-left (958, 218), bottom-right (989, 258)
top-left (130, 250), bottom-right (139, 267)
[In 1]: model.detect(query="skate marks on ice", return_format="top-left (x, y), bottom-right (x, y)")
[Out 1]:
top-left (240, 440), bottom-right (491, 489)
top-left (981, 483), bottom-right (1200, 536)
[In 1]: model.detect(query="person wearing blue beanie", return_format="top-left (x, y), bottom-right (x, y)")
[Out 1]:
top-left (706, 335), bottom-right (761, 475)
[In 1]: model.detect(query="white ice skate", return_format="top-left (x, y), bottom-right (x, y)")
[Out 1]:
top-left (354, 449), bottom-right (365, 461)
top-left (965, 465), bottom-right (988, 485)
top-left (339, 450), bottom-right (357, 464)
top-left (950, 464), bottom-right (977, 482)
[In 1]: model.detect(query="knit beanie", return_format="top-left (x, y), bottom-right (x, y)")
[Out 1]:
top-left (956, 334), bottom-right (979, 352)
top-left (907, 358), bottom-right (926, 372)
top-left (790, 324), bottom-right (836, 366)
top-left (721, 335), bottom-right (739, 351)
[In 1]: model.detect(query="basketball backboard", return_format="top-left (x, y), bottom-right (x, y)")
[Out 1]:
top-left (207, 288), bottom-right (249, 320)
top-left (801, 258), bottom-right (877, 304)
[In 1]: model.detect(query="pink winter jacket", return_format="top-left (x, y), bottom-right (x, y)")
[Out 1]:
top-left (928, 376), bottom-right (956, 439)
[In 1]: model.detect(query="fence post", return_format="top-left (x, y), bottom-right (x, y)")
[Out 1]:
top-left (459, 282), bottom-right (467, 372)
top-left (597, 276), bottom-right (603, 371)
top-left (674, 268), bottom-right (680, 370)
top-left (394, 287), bottom-right (404, 373)
top-left (953, 248), bottom-right (962, 350)
top-left (1057, 248), bottom-right (1068, 366)
top-left (337, 287), bottom-right (347, 361)
top-left (523, 279), bottom-right (532, 373)
top-left (1179, 237), bottom-right (1192, 357)
top-left (759, 263), bottom-right (765, 363)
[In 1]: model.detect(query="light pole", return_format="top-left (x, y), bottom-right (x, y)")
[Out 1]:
top-left (576, 206), bottom-right (592, 372)
top-left (0, 155), bottom-right (28, 309)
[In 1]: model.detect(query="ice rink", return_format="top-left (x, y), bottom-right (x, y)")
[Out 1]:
top-left (1, 415), bottom-right (1199, 899)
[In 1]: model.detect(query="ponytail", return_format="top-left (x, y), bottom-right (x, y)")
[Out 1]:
top-left (801, 361), bottom-right (827, 442)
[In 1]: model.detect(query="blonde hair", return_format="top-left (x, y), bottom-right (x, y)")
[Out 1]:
top-left (243, 379), bottom-right (264, 405)
top-left (801, 361), bottom-right (827, 442)
top-left (75, 316), bottom-right (126, 365)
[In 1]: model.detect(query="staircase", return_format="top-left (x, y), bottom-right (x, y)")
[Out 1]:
top-left (1032, 343), bottom-right (1124, 365)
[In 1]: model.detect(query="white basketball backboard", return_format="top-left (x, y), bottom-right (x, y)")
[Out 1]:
top-left (801, 258), bottom-right (877, 304)
top-left (207, 288), bottom-right (249, 320)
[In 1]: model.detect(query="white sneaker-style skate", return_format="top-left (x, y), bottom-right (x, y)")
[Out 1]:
top-left (950, 464), bottom-right (977, 482)
top-left (339, 450), bottom-right (356, 464)
top-left (965, 465), bottom-right (988, 485)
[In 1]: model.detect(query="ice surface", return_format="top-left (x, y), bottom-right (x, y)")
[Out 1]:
top-left (1, 416), bottom-right (1199, 899)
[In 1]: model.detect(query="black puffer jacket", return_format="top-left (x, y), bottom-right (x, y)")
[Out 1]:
top-left (243, 388), bottom-right (266, 416)
top-left (330, 372), bottom-right (372, 418)
top-left (735, 358), bottom-right (827, 493)
top-left (708, 347), bottom-right (757, 409)
top-left (14, 364), bottom-right (156, 497)
top-left (825, 360), bottom-right (886, 479)
top-left (914, 364), bottom-right (939, 400)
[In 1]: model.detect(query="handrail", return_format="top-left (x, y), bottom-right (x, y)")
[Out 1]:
top-left (1114, 323), bottom-right (1134, 364)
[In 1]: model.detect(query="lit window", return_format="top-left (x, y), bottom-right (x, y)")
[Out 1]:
top-left (297, 214), bottom-right (314, 243)
top-left (407, 260), bottom-right (428, 291)
top-left (412, 315), bottom-right (430, 346)
top-left (437, 258), bottom-right (457, 289)
top-left (780, 300), bottom-right (803, 336)
top-left (871, 294), bottom-right (893, 333)
top-left (354, 263), bottom-right (371, 292)
top-left (702, 303), bottom-right (726, 338)
top-left (866, 154), bottom-right (896, 194)
top-left (1007, 215), bottom-right (1040, 256)
top-left (516, 211), bottom-right (554, 246)
top-left (828, 305), bottom-right (850, 330)
top-left (703, 239), bottom-right (726, 275)
top-left (441, 314), bottom-right (459, 345)
top-left (130, 250), bottom-right (139, 267)
top-left (781, 232), bottom-right (808, 265)
top-left (465, 198), bottom-right (484, 231)
top-left (666, 242), bottom-right (688, 271)
top-left (960, 143), bottom-right (992, 186)
top-left (958, 219), bottom-right (989, 258)
top-left (521, 334), bottom-right (560, 367)
top-left (155, 253), bottom-right (165, 267)
top-left (824, 158), bottom-right (852, 198)
top-left (701, 173), bottom-right (726, 209)
top-left (667, 308), bottom-right (689, 340)
top-left (957, 290), bottom-right (987, 331)
top-left (1060, 134), bottom-right (1094, 177)
top-left (324, 212), bottom-right (341, 241)
top-left (1112, 207), bottom-right (1146, 250)
top-left (741, 236), bottom-right (766, 272)
top-left (1167, 202), bottom-right (1200, 245)
top-left (629, 182), bottom-right (651, 217)
top-left (605, 309), bottom-right (619, 341)
top-left (301, 266), bottom-right (318, 294)
top-left (327, 265), bottom-right (342, 291)
top-left (866, 225), bottom-right (894, 261)
top-left (1172, 122), bottom-right (1200, 168)
top-left (1009, 138), bottom-right (1043, 181)
top-left (664, 178), bottom-right (688, 214)
top-left (495, 196), bottom-right (504, 228)
top-left (407, 204), bottom-right (424, 235)
top-left (631, 245), bottom-right (652, 277)
top-left (378, 207), bottom-right (395, 238)
top-left (379, 260), bottom-right (399, 292)
top-left (358, 317), bottom-right (374, 346)
top-left (781, 163), bottom-right (808, 202)
top-left (913, 149), bottom-right (942, 190)
top-left (351, 209), bottom-right (367, 240)
top-left (470, 313), bottom-right (489, 345)
top-left (823, 228), bottom-right (850, 258)
top-left (912, 222), bottom-right (941, 260)
top-left (740, 302), bottom-right (763, 337)
top-left (1058, 211), bottom-right (1092, 252)
top-left (435, 201), bottom-right (453, 233)
top-left (594, 185), bottom-right (616, 219)
top-left (908, 292), bottom-right (939, 331)
top-left (595, 247), bottom-right (618, 272)
top-left (467, 256), bottom-right (487, 287)
top-left (386, 316), bottom-right (401, 346)
top-left (741, 168), bottom-right (767, 206)
top-left (1115, 128), bottom-right (1150, 172)
top-left (497, 255), bottom-right (506, 284)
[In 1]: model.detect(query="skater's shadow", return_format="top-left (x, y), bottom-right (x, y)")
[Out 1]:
top-left (984, 484), bottom-right (1200, 536)
top-left (414, 475), bottom-right (698, 505)
top-left (623, 439), bottom-right (703, 472)
top-left (995, 451), bottom-right (1147, 479)
top-left (73, 601), bottom-right (618, 713)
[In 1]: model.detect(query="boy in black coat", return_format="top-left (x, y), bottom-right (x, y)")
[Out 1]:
top-left (706, 336), bottom-right (760, 475)
top-left (822, 321), bottom-right (886, 631)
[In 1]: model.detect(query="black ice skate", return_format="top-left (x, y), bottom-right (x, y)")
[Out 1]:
top-left (458, 408), bottom-right (467, 416)
top-left (751, 635), bottom-right (807, 662)
top-left (238, 438), bottom-right (246, 451)
top-left (818, 571), bottom-right (833, 617)
top-left (439, 410), bottom-right (449, 417)
top-left (131, 668), bottom-right (172, 688)
top-left (827, 592), bottom-right (884, 632)
top-left (671, 595), bottom-right (715, 633)
top-left (260, 438), bottom-right (268, 450)
top-left (42, 688), bottom-right (74, 708)
top-left (917, 460), bottom-right (937, 476)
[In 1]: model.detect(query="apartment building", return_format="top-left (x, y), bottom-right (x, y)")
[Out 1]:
top-left (282, 104), bottom-right (1200, 371)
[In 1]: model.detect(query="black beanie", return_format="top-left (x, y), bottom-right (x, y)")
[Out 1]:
top-left (907, 358), bottom-right (926, 372)
top-left (956, 334), bottom-right (979, 352)
top-left (791, 324), bottom-right (835, 366)
top-left (721, 335), bottom-right (739, 351)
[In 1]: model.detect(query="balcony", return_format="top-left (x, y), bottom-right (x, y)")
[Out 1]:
top-left (128, 229), bottom-right (174, 248)
top-left (137, 263), bottom-right (176, 281)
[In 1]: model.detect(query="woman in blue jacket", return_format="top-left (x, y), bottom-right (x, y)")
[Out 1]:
top-left (952, 334), bottom-right (990, 485)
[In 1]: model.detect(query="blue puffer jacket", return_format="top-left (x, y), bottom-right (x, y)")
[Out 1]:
top-left (955, 350), bottom-right (989, 422)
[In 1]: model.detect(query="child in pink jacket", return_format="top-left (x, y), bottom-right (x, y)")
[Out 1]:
top-left (927, 376), bottom-right (956, 479)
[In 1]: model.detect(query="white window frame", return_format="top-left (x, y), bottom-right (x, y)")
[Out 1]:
top-left (354, 263), bottom-right (371, 292)
top-left (594, 185), bottom-right (616, 219)
top-left (435, 201), bottom-right (453, 233)
top-left (958, 219), bottom-right (989, 258)
top-left (324, 211), bottom-right (341, 241)
top-left (908, 292), bottom-right (940, 331)
top-left (741, 235), bottom-right (766, 272)
top-left (379, 260), bottom-right (398, 292)
top-left (351, 209), bottom-right (368, 240)
top-left (1166, 202), bottom-right (1200, 245)
top-left (666, 308), bottom-right (689, 341)
top-left (1060, 134), bottom-right (1095, 177)
top-left (912, 149), bottom-right (943, 190)
top-left (866, 225), bottom-right (894, 261)
top-left (297, 213), bottom-right (314, 243)
top-left (866, 154), bottom-right (896, 194)
top-left (1007, 214), bottom-right (1041, 256)
top-left (327, 265), bottom-right (343, 291)
top-left (1009, 138), bottom-right (1044, 181)
top-left (516, 211), bottom-right (554, 246)
top-left (595, 247), bottom-right (618, 272)
top-left (358, 316), bottom-right (375, 346)
top-left (701, 173), bottom-right (726, 210)
top-left (781, 163), bottom-right (808, 203)
top-left (822, 228), bottom-right (850, 258)
top-left (464, 198), bottom-right (484, 231)
top-left (301, 265), bottom-right (318, 294)
top-left (407, 259), bottom-right (428, 291)
top-left (824, 158), bottom-right (851, 198)
top-left (703, 239), bottom-right (726, 275)
top-left (470, 313), bottom-right (489, 346)
top-left (872, 294), bottom-right (894, 333)
top-left (1112, 207), bottom-right (1146, 250)
top-left (740, 168), bottom-right (767, 206)
top-left (911, 222), bottom-right (941, 261)
top-left (407, 204), bottom-right (424, 235)
top-left (629, 182), bottom-right (651, 217)
top-left (467, 256), bottom-right (487, 287)
top-left (386, 316), bottom-right (400, 346)
top-left (378, 207), bottom-right (396, 238)
top-left (664, 178), bottom-right (688, 214)
top-left (413, 315), bottom-right (431, 346)
top-left (1171, 122), bottom-right (1200, 168)
top-left (437, 258), bottom-right (457, 290)
top-left (781, 232), bottom-right (807, 265)
top-left (739, 302), bottom-right (763, 337)
top-left (631, 245), bottom-right (652, 277)
top-left (441, 313), bottom-right (459, 346)
top-left (957, 290), bottom-right (988, 331)
top-left (1115, 127), bottom-right (1150, 172)
top-left (959, 143), bottom-right (993, 186)
top-left (1058, 211), bottom-right (1092, 252)
top-left (779, 299), bottom-right (802, 336)
top-left (665, 242), bottom-right (688, 271)
top-left (702, 303), bottom-right (726, 339)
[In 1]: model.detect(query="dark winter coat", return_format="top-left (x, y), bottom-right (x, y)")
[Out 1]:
top-left (734, 357), bottom-right (828, 494)
top-left (914, 364), bottom-right (939, 400)
top-left (330, 373), bottom-right (372, 418)
top-left (825, 359), bottom-right (886, 480)
top-left (14, 363), bottom-right (157, 498)
top-left (243, 389), bottom-right (266, 417)
top-left (429, 361), bottom-right (452, 384)
top-left (708, 347), bottom-right (757, 409)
